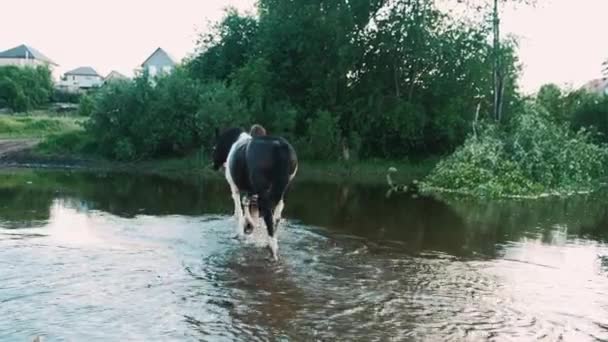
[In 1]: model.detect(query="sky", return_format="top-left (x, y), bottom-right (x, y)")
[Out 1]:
top-left (0, 0), bottom-right (606, 93)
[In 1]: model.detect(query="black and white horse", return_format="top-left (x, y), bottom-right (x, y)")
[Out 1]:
top-left (212, 127), bottom-right (298, 260)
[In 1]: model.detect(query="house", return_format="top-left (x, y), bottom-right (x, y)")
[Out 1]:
top-left (0, 44), bottom-right (58, 68)
top-left (581, 77), bottom-right (608, 96)
top-left (138, 47), bottom-right (176, 77)
top-left (104, 70), bottom-right (129, 84)
top-left (58, 66), bottom-right (103, 92)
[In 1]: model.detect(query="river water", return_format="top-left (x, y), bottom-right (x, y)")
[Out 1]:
top-left (0, 170), bottom-right (606, 341)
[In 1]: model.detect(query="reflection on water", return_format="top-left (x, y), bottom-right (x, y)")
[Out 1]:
top-left (0, 170), bottom-right (606, 341)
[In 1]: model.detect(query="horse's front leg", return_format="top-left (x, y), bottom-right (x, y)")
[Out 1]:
top-left (230, 187), bottom-right (245, 239)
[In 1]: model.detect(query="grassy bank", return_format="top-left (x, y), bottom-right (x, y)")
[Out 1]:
top-left (12, 129), bottom-right (437, 185)
top-left (0, 111), bottom-right (84, 139)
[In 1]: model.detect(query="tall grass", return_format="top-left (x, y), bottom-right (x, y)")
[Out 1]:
top-left (0, 114), bottom-right (84, 139)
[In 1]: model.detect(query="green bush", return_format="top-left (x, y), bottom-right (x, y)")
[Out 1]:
top-left (78, 95), bottom-right (95, 116)
top-left (0, 66), bottom-right (53, 112)
top-left (52, 89), bottom-right (81, 104)
top-left (424, 103), bottom-right (608, 197)
top-left (297, 110), bottom-right (341, 160)
top-left (85, 69), bottom-right (249, 160)
top-left (36, 130), bottom-right (96, 156)
top-left (569, 93), bottom-right (608, 143)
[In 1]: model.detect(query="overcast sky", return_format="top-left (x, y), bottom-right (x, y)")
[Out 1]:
top-left (0, 0), bottom-right (605, 93)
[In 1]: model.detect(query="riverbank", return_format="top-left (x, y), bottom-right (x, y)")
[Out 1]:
top-left (0, 138), bottom-right (437, 186)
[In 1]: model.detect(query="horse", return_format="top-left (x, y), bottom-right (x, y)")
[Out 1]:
top-left (211, 125), bottom-right (298, 260)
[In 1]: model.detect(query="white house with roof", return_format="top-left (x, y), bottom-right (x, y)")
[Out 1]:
top-left (0, 44), bottom-right (58, 68)
top-left (104, 70), bottom-right (128, 84)
top-left (58, 66), bottom-right (103, 92)
top-left (138, 47), bottom-right (176, 78)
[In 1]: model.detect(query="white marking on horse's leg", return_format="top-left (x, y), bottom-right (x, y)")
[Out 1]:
top-left (236, 213), bottom-right (245, 239)
top-left (225, 164), bottom-right (243, 221)
top-left (268, 235), bottom-right (279, 261)
top-left (242, 196), bottom-right (257, 234)
top-left (273, 199), bottom-right (285, 231)
top-left (231, 191), bottom-right (243, 219)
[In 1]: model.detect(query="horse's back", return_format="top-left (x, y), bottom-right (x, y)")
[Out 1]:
top-left (246, 136), bottom-right (297, 200)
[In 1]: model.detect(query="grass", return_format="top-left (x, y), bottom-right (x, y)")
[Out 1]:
top-left (0, 111), bottom-right (84, 139)
top-left (31, 133), bottom-right (437, 185)
top-left (21, 121), bottom-right (438, 185)
top-left (297, 158), bottom-right (439, 185)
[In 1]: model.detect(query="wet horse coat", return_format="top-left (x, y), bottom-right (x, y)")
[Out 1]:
top-left (212, 127), bottom-right (298, 259)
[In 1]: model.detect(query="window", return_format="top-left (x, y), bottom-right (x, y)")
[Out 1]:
top-left (148, 65), bottom-right (157, 76)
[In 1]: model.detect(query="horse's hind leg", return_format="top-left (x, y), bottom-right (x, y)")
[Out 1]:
top-left (273, 199), bottom-right (284, 231)
top-left (242, 195), bottom-right (257, 235)
top-left (230, 188), bottom-right (244, 239)
top-left (262, 207), bottom-right (278, 261)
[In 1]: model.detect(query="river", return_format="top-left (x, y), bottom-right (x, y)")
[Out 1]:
top-left (0, 170), bottom-right (606, 341)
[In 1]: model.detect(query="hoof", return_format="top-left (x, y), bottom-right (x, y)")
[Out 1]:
top-left (244, 224), bottom-right (254, 235)
top-left (266, 246), bottom-right (279, 261)
top-left (267, 237), bottom-right (279, 261)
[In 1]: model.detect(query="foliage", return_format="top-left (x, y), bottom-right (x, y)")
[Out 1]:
top-left (535, 83), bottom-right (608, 143)
top-left (297, 110), bottom-right (341, 160)
top-left (0, 114), bottom-right (83, 138)
top-left (424, 103), bottom-right (608, 197)
top-left (188, 8), bottom-right (258, 83)
top-left (78, 95), bottom-right (95, 116)
top-left (0, 66), bottom-right (53, 112)
top-left (52, 89), bottom-right (81, 104)
top-left (569, 92), bottom-right (608, 143)
top-left (185, 0), bottom-right (522, 160)
top-left (85, 69), bottom-right (248, 160)
top-left (36, 130), bottom-right (96, 156)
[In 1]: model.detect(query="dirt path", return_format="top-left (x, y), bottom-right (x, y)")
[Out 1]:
top-left (0, 139), bottom-right (39, 158)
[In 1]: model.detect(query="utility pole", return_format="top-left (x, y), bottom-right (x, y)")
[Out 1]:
top-left (492, 0), bottom-right (504, 123)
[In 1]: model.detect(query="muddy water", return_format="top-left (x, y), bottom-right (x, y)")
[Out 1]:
top-left (0, 170), bottom-right (606, 341)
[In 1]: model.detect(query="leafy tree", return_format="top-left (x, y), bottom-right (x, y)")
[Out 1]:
top-left (188, 8), bottom-right (258, 82)
top-left (0, 65), bottom-right (53, 112)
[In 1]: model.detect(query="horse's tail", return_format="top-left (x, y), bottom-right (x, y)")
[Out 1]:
top-left (270, 141), bottom-right (293, 206)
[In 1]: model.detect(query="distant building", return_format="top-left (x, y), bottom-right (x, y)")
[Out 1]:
top-left (138, 47), bottom-right (176, 78)
top-left (104, 70), bottom-right (129, 84)
top-left (0, 44), bottom-right (58, 68)
top-left (58, 66), bottom-right (103, 92)
top-left (581, 77), bottom-right (608, 96)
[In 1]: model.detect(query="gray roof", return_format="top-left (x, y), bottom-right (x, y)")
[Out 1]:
top-left (0, 44), bottom-right (58, 66)
top-left (141, 47), bottom-right (176, 67)
top-left (64, 66), bottom-right (101, 77)
top-left (105, 70), bottom-right (128, 79)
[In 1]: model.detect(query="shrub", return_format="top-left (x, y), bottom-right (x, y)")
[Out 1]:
top-left (0, 66), bottom-right (53, 112)
top-left (297, 110), bottom-right (341, 160)
top-left (423, 103), bottom-right (608, 197)
top-left (52, 89), bottom-right (81, 104)
top-left (37, 130), bottom-right (96, 156)
top-left (85, 69), bottom-right (249, 160)
top-left (569, 93), bottom-right (608, 143)
top-left (78, 95), bottom-right (94, 116)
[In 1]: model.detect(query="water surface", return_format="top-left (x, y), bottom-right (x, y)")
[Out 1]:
top-left (0, 170), bottom-right (606, 341)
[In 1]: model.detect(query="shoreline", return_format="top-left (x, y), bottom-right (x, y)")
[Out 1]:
top-left (0, 141), bottom-right (436, 186)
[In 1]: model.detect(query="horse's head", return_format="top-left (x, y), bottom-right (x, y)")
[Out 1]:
top-left (212, 127), bottom-right (245, 171)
